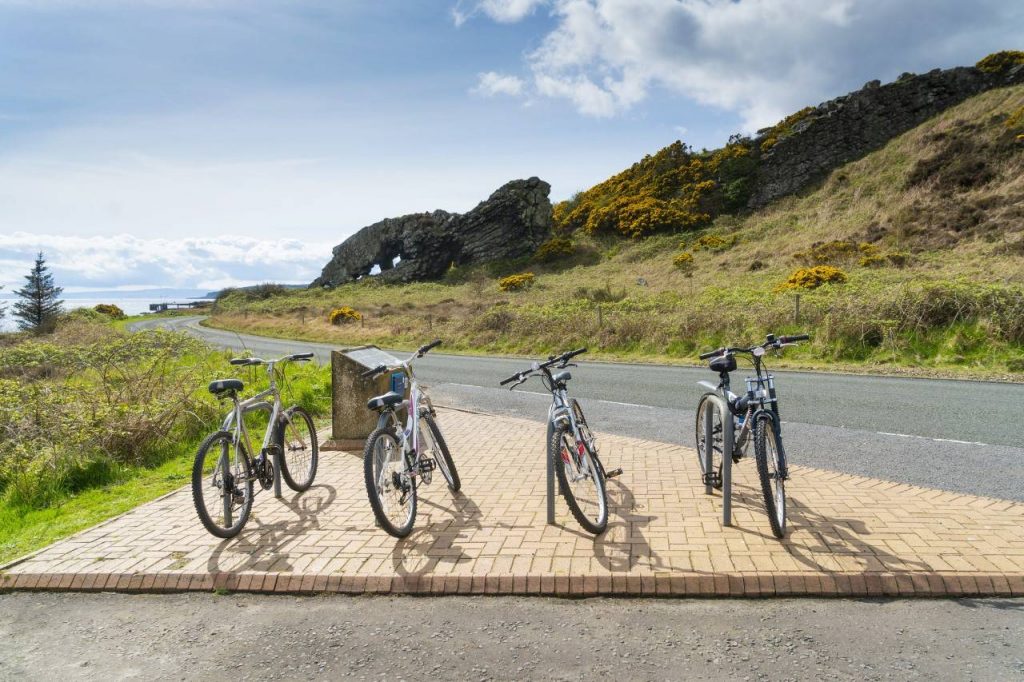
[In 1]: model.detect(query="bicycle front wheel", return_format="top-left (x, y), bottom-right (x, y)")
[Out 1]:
top-left (695, 393), bottom-right (724, 489)
top-left (364, 427), bottom-right (417, 538)
top-left (278, 406), bottom-right (319, 492)
top-left (192, 431), bottom-right (254, 538)
top-left (550, 423), bottom-right (608, 534)
top-left (419, 413), bottom-right (460, 492)
top-left (754, 413), bottom-right (787, 538)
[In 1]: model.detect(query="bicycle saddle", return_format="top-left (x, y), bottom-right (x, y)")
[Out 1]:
top-left (709, 355), bottom-right (736, 374)
top-left (367, 391), bottom-right (404, 410)
top-left (208, 379), bottom-right (244, 395)
top-left (553, 370), bottom-right (572, 384)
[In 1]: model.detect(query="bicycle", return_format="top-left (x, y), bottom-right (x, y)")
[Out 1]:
top-left (695, 333), bottom-right (809, 538)
top-left (500, 348), bottom-right (620, 535)
top-left (361, 339), bottom-right (460, 538)
top-left (192, 352), bottom-right (319, 538)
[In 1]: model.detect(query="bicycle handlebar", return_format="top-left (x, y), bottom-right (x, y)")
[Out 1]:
top-left (417, 339), bottom-right (442, 356)
top-left (229, 351), bottom-right (316, 367)
top-left (499, 348), bottom-right (587, 386)
top-left (699, 334), bottom-right (809, 361)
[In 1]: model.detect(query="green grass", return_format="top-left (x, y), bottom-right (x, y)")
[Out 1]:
top-left (0, 446), bottom-right (193, 566)
top-left (207, 86), bottom-right (1024, 380)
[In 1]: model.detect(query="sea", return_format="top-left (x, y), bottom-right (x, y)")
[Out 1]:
top-left (0, 296), bottom-right (206, 333)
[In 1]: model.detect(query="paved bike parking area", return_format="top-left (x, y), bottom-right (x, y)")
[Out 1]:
top-left (3, 407), bottom-right (1023, 597)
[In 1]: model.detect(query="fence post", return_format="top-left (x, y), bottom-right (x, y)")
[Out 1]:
top-left (597, 304), bottom-right (603, 329)
top-left (794, 294), bottom-right (801, 325)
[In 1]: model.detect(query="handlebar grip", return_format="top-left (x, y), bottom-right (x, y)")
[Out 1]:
top-left (699, 348), bottom-right (724, 360)
top-left (568, 347), bottom-right (587, 358)
top-left (779, 334), bottom-right (810, 343)
top-left (290, 352), bottom-right (315, 361)
top-left (229, 358), bottom-right (249, 365)
top-left (499, 373), bottom-right (520, 386)
top-left (418, 339), bottom-right (443, 355)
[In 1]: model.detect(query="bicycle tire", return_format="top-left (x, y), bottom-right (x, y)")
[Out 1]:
top-left (550, 422), bottom-right (608, 534)
top-left (192, 430), bottom-right (254, 539)
top-left (420, 413), bottom-right (461, 492)
top-left (277, 406), bottom-right (319, 492)
top-left (695, 393), bottom-right (724, 489)
top-left (363, 427), bottom-right (417, 538)
top-left (754, 413), bottom-right (787, 538)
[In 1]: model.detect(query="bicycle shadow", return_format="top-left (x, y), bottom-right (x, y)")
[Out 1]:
top-left (581, 477), bottom-right (671, 574)
top-left (388, 491), bottom-right (482, 577)
top-left (205, 483), bottom-right (338, 574)
top-left (727, 483), bottom-right (933, 574)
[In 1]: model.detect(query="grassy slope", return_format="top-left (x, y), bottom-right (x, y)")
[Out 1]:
top-left (209, 85), bottom-right (1024, 380)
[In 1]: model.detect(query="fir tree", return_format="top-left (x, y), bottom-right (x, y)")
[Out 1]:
top-left (13, 252), bottom-right (64, 333)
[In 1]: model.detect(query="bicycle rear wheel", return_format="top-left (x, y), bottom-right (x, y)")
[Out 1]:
top-left (364, 427), bottom-right (417, 538)
top-left (754, 413), bottom-right (787, 538)
top-left (695, 393), bottom-right (724, 489)
top-left (192, 431), bottom-right (254, 538)
top-left (550, 422), bottom-right (608, 534)
top-left (278, 406), bottom-right (319, 492)
top-left (419, 413), bottom-right (460, 492)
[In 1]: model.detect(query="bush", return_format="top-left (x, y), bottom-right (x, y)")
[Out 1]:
top-left (777, 265), bottom-right (848, 291)
top-left (498, 273), bottom-right (535, 292)
top-left (673, 252), bottom-right (695, 269)
top-left (976, 50), bottom-right (1024, 74)
top-left (328, 306), bottom-right (363, 324)
top-left (534, 237), bottom-right (575, 262)
top-left (692, 234), bottom-right (736, 252)
top-left (94, 303), bottom-right (126, 319)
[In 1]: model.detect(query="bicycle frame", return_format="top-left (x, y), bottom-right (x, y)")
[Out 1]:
top-left (373, 354), bottom-right (437, 478)
top-left (220, 361), bottom-right (285, 495)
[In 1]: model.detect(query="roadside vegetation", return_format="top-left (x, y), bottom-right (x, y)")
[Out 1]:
top-left (209, 84), bottom-right (1024, 380)
top-left (0, 317), bottom-right (330, 564)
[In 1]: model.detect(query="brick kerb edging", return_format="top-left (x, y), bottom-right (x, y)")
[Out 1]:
top-left (2, 571), bottom-right (1022, 598)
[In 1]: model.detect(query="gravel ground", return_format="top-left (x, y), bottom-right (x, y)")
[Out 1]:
top-left (2, 593), bottom-right (1023, 681)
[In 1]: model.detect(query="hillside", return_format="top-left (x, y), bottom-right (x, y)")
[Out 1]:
top-left (208, 74), bottom-right (1024, 379)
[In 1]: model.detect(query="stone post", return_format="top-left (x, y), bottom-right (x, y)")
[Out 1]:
top-left (323, 345), bottom-right (403, 451)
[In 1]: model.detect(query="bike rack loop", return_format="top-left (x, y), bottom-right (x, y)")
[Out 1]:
top-left (545, 419), bottom-right (556, 525)
top-left (702, 393), bottom-right (734, 527)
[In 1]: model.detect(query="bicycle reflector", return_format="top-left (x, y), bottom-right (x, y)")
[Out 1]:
top-left (390, 372), bottom-right (407, 395)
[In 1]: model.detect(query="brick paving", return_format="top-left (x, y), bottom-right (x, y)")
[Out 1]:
top-left (2, 407), bottom-right (1023, 597)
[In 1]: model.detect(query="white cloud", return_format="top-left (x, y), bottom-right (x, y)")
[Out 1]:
top-left (471, 0), bottom-right (1024, 130)
top-left (0, 232), bottom-right (333, 291)
top-left (453, 0), bottom-right (547, 26)
top-left (473, 71), bottom-right (526, 97)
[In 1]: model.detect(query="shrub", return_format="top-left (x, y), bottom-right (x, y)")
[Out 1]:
top-left (976, 50), bottom-right (1024, 73)
top-left (777, 265), bottom-right (848, 291)
top-left (94, 303), bottom-right (126, 319)
top-left (673, 252), bottom-right (695, 269)
top-left (328, 306), bottom-right (363, 324)
top-left (1006, 106), bottom-right (1024, 132)
top-left (534, 237), bottom-right (575, 262)
top-left (859, 254), bottom-right (887, 268)
top-left (692, 234), bottom-right (736, 252)
top-left (759, 106), bottom-right (816, 152)
top-left (793, 240), bottom-right (859, 265)
top-left (497, 273), bottom-right (535, 292)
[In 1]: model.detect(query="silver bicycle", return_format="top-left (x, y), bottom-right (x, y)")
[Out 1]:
top-left (361, 340), bottom-right (460, 538)
top-left (500, 348), bottom-right (620, 535)
top-left (192, 352), bottom-right (319, 538)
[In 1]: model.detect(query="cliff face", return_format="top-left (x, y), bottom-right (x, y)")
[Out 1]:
top-left (749, 64), bottom-right (1024, 207)
top-left (312, 177), bottom-right (552, 286)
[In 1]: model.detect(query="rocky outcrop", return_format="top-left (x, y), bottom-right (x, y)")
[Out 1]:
top-left (749, 64), bottom-right (1024, 207)
top-left (312, 177), bottom-right (552, 286)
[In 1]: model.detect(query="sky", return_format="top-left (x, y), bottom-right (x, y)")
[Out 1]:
top-left (0, 0), bottom-right (1021, 294)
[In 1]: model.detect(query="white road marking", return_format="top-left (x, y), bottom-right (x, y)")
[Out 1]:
top-left (877, 431), bottom-right (988, 447)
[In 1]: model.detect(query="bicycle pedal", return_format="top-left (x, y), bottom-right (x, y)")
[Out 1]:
top-left (702, 471), bottom-right (721, 487)
top-left (604, 467), bottom-right (623, 480)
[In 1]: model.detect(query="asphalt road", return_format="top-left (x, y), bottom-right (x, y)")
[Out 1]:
top-left (2, 593), bottom-right (1022, 681)
top-left (132, 316), bottom-right (1024, 500)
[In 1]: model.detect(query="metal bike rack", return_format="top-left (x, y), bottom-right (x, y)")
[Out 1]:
top-left (702, 393), bottom-right (734, 527)
top-left (546, 420), bottom-right (556, 524)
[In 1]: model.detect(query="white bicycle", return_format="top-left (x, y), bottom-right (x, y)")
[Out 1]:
top-left (361, 340), bottom-right (460, 538)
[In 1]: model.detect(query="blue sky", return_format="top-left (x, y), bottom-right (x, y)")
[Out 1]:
top-left (0, 0), bottom-right (1020, 293)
